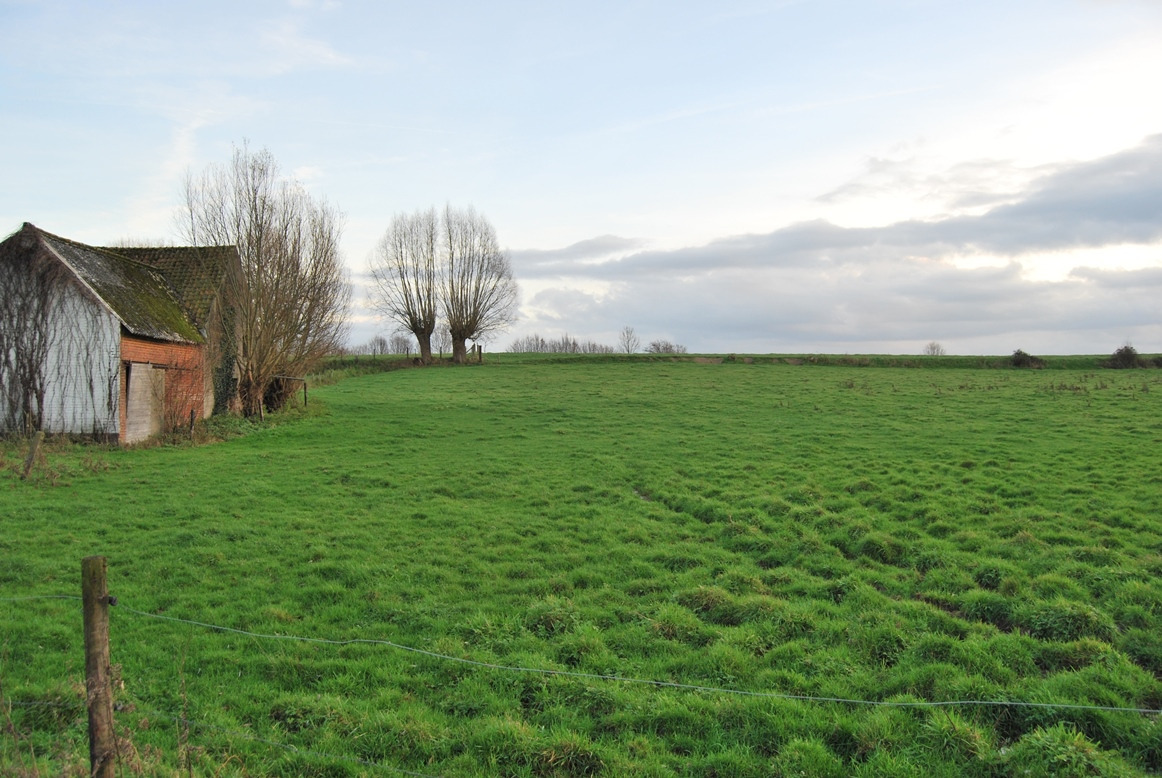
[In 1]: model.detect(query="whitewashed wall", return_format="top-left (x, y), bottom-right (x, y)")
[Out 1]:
top-left (39, 282), bottom-right (121, 436)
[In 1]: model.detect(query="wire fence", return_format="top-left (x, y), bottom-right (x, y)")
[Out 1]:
top-left (4, 697), bottom-right (439, 777)
top-left (3, 592), bottom-right (1160, 774)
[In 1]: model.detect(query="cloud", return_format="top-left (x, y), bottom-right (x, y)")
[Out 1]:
top-left (817, 155), bottom-right (1044, 214)
top-left (1069, 264), bottom-right (1162, 289)
top-left (506, 136), bottom-right (1162, 353)
top-left (510, 235), bottom-right (647, 272)
top-left (520, 135), bottom-right (1162, 283)
top-left (963, 136), bottom-right (1162, 252)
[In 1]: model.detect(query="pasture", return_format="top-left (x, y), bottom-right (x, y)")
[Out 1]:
top-left (2, 358), bottom-right (1161, 776)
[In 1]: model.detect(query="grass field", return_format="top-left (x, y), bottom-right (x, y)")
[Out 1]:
top-left (2, 357), bottom-right (1161, 776)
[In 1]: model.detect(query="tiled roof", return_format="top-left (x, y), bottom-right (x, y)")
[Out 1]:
top-left (105, 245), bottom-right (235, 330)
top-left (15, 223), bottom-right (234, 345)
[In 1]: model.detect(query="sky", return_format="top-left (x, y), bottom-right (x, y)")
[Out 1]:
top-left (2, 0), bottom-right (1160, 355)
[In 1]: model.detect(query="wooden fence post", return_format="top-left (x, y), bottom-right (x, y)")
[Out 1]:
top-left (82, 556), bottom-right (116, 778)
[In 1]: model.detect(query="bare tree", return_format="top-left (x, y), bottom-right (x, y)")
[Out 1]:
top-left (508, 333), bottom-right (547, 353)
top-left (441, 205), bottom-right (518, 364)
top-left (365, 335), bottom-right (390, 355)
top-left (389, 333), bottom-right (413, 355)
top-left (433, 323), bottom-right (451, 358)
top-left (647, 339), bottom-right (687, 354)
top-left (619, 326), bottom-right (640, 354)
top-left (507, 333), bottom-right (614, 353)
top-left (923, 341), bottom-right (946, 356)
top-left (369, 208), bottom-right (439, 363)
top-left (180, 144), bottom-right (349, 417)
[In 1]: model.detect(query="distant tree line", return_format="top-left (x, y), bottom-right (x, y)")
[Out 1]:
top-left (508, 334), bottom-right (615, 354)
top-left (353, 331), bottom-right (451, 358)
top-left (507, 326), bottom-right (687, 355)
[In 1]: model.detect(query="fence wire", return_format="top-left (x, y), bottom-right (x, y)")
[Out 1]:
top-left (3, 699), bottom-right (441, 777)
top-left (4, 593), bottom-right (1160, 716)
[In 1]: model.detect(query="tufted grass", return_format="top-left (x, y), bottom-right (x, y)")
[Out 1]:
top-left (2, 359), bottom-right (1161, 775)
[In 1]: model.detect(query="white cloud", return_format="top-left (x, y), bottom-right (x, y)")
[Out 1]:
top-left (506, 136), bottom-right (1162, 353)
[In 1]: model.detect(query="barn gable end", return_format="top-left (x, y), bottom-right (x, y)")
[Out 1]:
top-left (0, 223), bottom-right (239, 443)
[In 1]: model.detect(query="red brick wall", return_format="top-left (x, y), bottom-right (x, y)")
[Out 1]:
top-left (119, 334), bottom-right (208, 440)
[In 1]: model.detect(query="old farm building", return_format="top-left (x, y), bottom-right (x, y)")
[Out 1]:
top-left (0, 223), bottom-right (239, 444)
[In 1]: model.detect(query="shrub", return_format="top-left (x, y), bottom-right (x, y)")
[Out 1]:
top-left (646, 339), bottom-right (688, 354)
top-left (1104, 344), bottom-right (1145, 369)
top-left (1011, 349), bottom-right (1045, 368)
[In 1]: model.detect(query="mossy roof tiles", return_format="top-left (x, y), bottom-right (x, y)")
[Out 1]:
top-left (103, 245), bottom-right (235, 330)
top-left (17, 223), bottom-right (235, 345)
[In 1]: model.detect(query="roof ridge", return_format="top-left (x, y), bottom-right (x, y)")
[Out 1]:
top-left (23, 222), bottom-right (235, 265)
top-left (23, 223), bottom-right (167, 274)
top-left (21, 223), bottom-right (206, 344)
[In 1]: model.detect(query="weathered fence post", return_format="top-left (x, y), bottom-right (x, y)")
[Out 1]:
top-left (82, 556), bottom-right (116, 778)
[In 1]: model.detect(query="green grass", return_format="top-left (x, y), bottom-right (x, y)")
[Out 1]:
top-left (2, 360), bottom-right (1161, 776)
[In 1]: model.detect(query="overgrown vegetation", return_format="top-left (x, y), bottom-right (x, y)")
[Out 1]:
top-left (2, 360), bottom-right (1161, 775)
top-left (1106, 344), bottom-right (1147, 369)
top-left (1011, 349), bottom-right (1046, 368)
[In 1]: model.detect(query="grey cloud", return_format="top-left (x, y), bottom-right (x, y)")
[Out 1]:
top-left (510, 235), bottom-right (647, 273)
top-left (945, 136), bottom-right (1162, 253)
top-left (515, 136), bottom-right (1162, 287)
top-left (526, 286), bottom-right (606, 320)
top-left (513, 137), bottom-right (1162, 353)
top-left (1068, 264), bottom-right (1162, 289)
top-left (512, 249), bottom-right (1159, 354)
